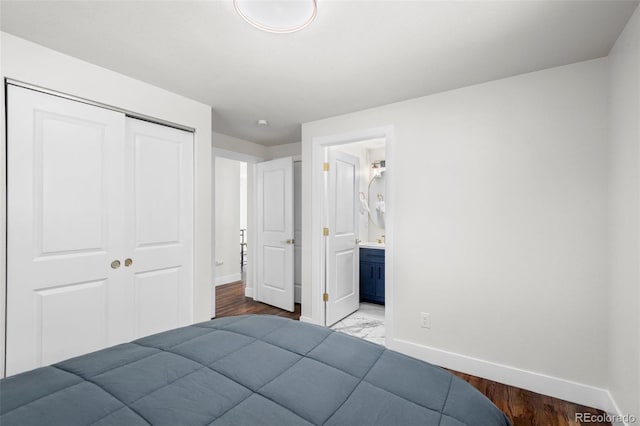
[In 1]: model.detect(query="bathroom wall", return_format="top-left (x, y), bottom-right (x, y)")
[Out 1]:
top-left (367, 147), bottom-right (386, 243)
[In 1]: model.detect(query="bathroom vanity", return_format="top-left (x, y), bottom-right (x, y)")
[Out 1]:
top-left (359, 244), bottom-right (385, 305)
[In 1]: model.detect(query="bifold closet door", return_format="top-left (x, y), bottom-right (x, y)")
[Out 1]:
top-left (6, 85), bottom-right (128, 376)
top-left (6, 86), bottom-right (194, 376)
top-left (124, 118), bottom-right (193, 338)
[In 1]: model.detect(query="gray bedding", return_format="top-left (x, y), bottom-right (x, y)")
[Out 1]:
top-left (0, 315), bottom-right (511, 425)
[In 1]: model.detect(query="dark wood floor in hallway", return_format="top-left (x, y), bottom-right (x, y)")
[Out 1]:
top-left (215, 281), bottom-right (610, 426)
top-left (215, 281), bottom-right (300, 320)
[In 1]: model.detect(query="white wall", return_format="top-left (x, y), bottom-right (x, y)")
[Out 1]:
top-left (212, 131), bottom-right (268, 159)
top-left (367, 147), bottom-right (386, 242)
top-left (240, 162), bottom-right (248, 229)
top-left (0, 32), bottom-right (213, 375)
top-left (302, 58), bottom-right (609, 407)
top-left (214, 157), bottom-right (242, 285)
top-left (608, 5), bottom-right (640, 420)
top-left (267, 142), bottom-right (302, 159)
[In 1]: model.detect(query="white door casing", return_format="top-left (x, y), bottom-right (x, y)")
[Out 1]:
top-left (326, 150), bottom-right (360, 326)
top-left (6, 86), bottom-right (127, 375)
top-left (256, 157), bottom-right (294, 312)
top-left (294, 161), bottom-right (303, 304)
top-left (6, 86), bottom-right (194, 376)
top-left (125, 118), bottom-right (194, 338)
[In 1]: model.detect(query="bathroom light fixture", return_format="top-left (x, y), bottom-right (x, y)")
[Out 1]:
top-left (371, 160), bottom-right (386, 177)
top-left (233, 0), bottom-right (317, 34)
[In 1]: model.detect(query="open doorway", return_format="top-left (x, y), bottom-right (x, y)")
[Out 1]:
top-left (212, 149), bottom-right (303, 319)
top-left (214, 157), bottom-right (247, 288)
top-left (323, 139), bottom-right (387, 345)
top-left (309, 125), bottom-right (394, 346)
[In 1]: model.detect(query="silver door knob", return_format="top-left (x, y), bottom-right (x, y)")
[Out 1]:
top-left (356, 239), bottom-right (362, 244)
top-left (111, 260), bottom-right (121, 269)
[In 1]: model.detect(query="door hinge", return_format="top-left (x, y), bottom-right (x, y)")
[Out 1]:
top-left (323, 293), bottom-right (329, 302)
top-left (323, 227), bottom-right (329, 236)
top-left (323, 162), bottom-right (330, 172)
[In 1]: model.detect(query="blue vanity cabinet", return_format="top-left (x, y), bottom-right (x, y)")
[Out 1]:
top-left (360, 248), bottom-right (385, 305)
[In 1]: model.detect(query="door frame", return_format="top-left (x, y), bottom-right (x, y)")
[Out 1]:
top-left (309, 125), bottom-right (395, 343)
top-left (211, 148), bottom-right (264, 317)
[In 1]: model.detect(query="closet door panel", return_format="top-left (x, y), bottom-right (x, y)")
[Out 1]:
top-left (125, 118), bottom-right (194, 338)
top-left (134, 135), bottom-right (181, 246)
top-left (6, 86), bottom-right (127, 376)
top-left (134, 267), bottom-right (181, 337)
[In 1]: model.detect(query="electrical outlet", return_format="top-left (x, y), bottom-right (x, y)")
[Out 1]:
top-left (420, 312), bottom-right (431, 329)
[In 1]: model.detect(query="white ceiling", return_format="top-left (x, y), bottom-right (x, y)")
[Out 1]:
top-left (1, 1), bottom-right (637, 146)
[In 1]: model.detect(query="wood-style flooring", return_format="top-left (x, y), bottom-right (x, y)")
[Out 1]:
top-left (215, 281), bottom-right (610, 426)
top-left (215, 280), bottom-right (300, 320)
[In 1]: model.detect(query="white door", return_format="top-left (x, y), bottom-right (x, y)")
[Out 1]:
top-left (125, 118), bottom-right (194, 338)
top-left (326, 150), bottom-right (360, 326)
top-left (256, 157), bottom-right (294, 312)
top-left (6, 85), bottom-right (127, 375)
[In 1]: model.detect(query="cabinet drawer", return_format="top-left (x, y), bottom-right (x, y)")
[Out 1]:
top-left (360, 248), bottom-right (385, 262)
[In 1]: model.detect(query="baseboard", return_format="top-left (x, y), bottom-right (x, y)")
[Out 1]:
top-left (294, 284), bottom-right (301, 304)
top-left (215, 273), bottom-right (241, 286)
top-left (389, 337), bottom-right (615, 414)
top-left (244, 287), bottom-right (253, 298)
top-left (299, 316), bottom-right (315, 324)
top-left (605, 391), bottom-right (636, 426)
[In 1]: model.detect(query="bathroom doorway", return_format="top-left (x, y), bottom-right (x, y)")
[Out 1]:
top-left (309, 125), bottom-right (394, 346)
top-left (326, 138), bottom-right (387, 345)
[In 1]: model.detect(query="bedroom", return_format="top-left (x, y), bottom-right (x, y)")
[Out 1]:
top-left (0, 1), bottom-right (638, 425)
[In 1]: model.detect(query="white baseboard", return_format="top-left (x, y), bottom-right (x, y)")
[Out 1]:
top-left (244, 287), bottom-right (253, 298)
top-left (294, 283), bottom-right (301, 304)
top-left (388, 337), bottom-right (616, 414)
top-left (215, 273), bottom-right (241, 286)
top-left (299, 315), bottom-right (315, 324)
top-left (605, 391), bottom-right (636, 426)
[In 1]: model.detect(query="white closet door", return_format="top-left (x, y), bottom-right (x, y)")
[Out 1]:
top-left (6, 85), bottom-right (127, 376)
top-left (125, 118), bottom-right (194, 338)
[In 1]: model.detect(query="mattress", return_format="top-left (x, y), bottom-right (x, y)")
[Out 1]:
top-left (0, 315), bottom-right (511, 425)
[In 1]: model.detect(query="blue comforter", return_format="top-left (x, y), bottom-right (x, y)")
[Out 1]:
top-left (0, 315), bottom-right (511, 425)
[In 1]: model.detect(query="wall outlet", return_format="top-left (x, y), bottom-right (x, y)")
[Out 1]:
top-left (420, 312), bottom-right (431, 329)
top-left (215, 259), bottom-right (224, 266)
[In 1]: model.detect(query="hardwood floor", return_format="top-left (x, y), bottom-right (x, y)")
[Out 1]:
top-left (215, 281), bottom-right (610, 426)
top-left (446, 370), bottom-right (610, 426)
top-left (215, 280), bottom-right (300, 320)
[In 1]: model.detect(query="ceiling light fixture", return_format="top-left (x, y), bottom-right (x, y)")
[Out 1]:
top-left (257, 119), bottom-right (269, 126)
top-left (233, 0), bottom-right (317, 34)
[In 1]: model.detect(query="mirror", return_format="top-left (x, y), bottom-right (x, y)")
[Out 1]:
top-left (368, 171), bottom-right (385, 228)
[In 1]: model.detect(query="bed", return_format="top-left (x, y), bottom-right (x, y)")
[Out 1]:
top-left (0, 315), bottom-right (511, 425)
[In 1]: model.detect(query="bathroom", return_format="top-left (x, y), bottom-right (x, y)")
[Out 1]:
top-left (328, 138), bottom-right (387, 345)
